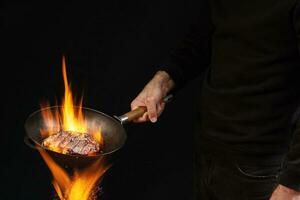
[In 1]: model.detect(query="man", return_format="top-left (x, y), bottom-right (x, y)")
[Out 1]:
top-left (130, 0), bottom-right (300, 199)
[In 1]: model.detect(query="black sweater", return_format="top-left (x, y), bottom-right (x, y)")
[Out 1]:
top-left (161, 0), bottom-right (300, 191)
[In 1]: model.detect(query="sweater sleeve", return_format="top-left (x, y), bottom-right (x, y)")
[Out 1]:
top-left (158, 5), bottom-right (214, 91)
top-left (278, 1), bottom-right (300, 192)
top-left (278, 109), bottom-right (300, 192)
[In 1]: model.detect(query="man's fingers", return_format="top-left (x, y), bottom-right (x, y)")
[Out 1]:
top-left (131, 99), bottom-right (144, 110)
top-left (133, 112), bottom-right (149, 123)
top-left (131, 95), bottom-right (165, 123)
top-left (134, 102), bottom-right (165, 123)
top-left (157, 102), bottom-right (166, 117)
top-left (146, 97), bottom-right (158, 123)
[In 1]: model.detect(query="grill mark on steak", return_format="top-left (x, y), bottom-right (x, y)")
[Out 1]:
top-left (72, 140), bottom-right (87, 154)
top-left (42, 131), bottom-right (101, 155)
top-left (59, 133), bottom-right (73, 149)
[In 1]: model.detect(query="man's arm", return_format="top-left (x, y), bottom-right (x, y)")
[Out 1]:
top-left (276, 0), bottom-right (300, 192)
top-left (159, 7), bottom-right (214, 90)
top-left (131, 6), bottom-right (214, 123)
top-left (270, 1), bottom-right (300, 199)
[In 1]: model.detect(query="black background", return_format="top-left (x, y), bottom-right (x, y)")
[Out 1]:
top-left (2, 1), bottom-right (207, 199)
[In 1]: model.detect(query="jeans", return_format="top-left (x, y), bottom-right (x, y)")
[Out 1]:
top-left (194, 152), bottom-right (285, 200)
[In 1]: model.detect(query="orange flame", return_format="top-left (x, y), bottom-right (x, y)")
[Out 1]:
top-left (40, 56), bottom-right (103, 150)
top-left (38, 148), bottom-right (110, 200)
top-left (61, 56), bottom-right (87, 133)
top-left (40, 102), bottom-right (60, 138)
top-left (37, 56), bottom-right (109, 199)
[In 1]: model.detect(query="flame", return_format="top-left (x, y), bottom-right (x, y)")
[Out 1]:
top-left (40, 56), bottom-right (103, 151)
top-left (40, 102), bottom-right (60, 138)
top-left (61, 56), bottom-right (87, 133)
top-left (36, 56), bottom-right (109, 200)
top-left (38, 148), bottom-right (110, 200)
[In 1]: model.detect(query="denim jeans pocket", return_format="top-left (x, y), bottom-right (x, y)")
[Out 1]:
top-left (235, 163), bottom-right (281, 180)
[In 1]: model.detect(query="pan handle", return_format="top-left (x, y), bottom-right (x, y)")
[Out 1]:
top-left (115, 94), bottom-right (173, 124)
top-left (24, 136), bottom-right (37, 149)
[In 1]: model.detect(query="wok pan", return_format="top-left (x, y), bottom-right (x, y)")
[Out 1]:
top-left (24, 94), bottom-right (173, 168)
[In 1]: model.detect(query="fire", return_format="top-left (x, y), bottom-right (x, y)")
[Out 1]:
top-left (37, 56), bottom-right (110, 199)
top-left (40, 56), bottom-right (103, 152)
top-left (38, 148), bottom-right (110, 200)
top-left (61, 56), bottom-right (87, 133)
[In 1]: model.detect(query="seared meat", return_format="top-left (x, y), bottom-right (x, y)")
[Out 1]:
top-left (42, 131), bottom-right (100, 155)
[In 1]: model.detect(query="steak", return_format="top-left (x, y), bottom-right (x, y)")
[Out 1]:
top-left (42, 131), bottom-right (101, 155)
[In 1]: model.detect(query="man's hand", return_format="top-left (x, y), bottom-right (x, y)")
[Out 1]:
top-left (270, 184), bottom-right (300, 200)
top-left (130, 70), bottom-right (175, 123)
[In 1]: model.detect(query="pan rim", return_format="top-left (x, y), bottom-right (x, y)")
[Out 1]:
top-left (24, 105), bottom-right (126, 157)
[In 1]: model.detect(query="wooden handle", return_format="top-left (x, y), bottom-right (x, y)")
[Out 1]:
top-left (125, 107), bottom-right (147, 122)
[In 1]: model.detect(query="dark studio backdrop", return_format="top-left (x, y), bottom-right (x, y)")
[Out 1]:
top-left (2, 1), bottom-right (208, 199)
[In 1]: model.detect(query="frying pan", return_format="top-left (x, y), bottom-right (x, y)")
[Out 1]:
top-left (24, 94), bottom-right (173, 168)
